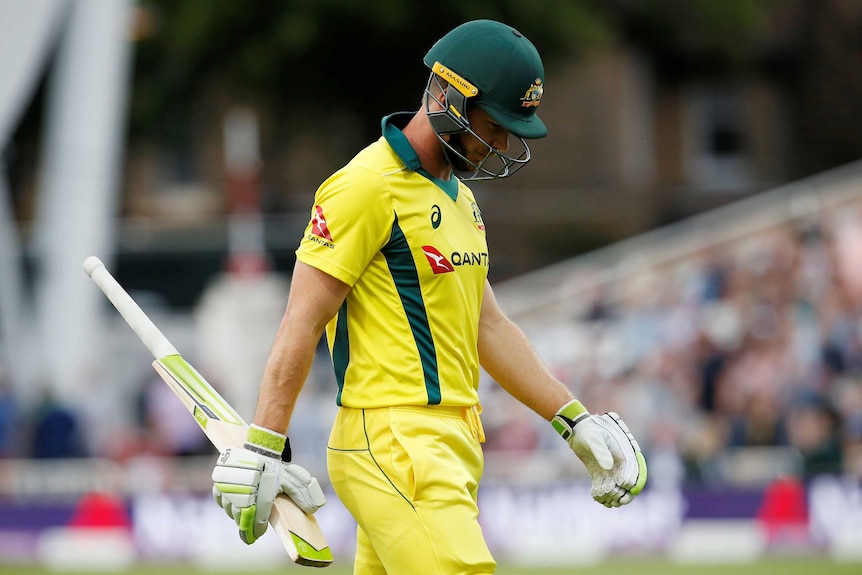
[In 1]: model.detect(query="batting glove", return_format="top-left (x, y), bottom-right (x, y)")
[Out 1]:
top-left (552, 400), bottom-right (647, 508)
top-left (212, 425), bottom-right (326, 544)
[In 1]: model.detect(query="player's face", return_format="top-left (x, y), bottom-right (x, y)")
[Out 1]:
top-left (461, 107), bottom-right (510, 160)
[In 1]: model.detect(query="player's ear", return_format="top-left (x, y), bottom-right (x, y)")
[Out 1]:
top-left (434, 82), bottom-right (448, 106)
top-left (425, 77), bottom-right (448, 108)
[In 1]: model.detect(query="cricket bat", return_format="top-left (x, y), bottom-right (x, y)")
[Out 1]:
top-left (83, 256), bottom-right (332, 568)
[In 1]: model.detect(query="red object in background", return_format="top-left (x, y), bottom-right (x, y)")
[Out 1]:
top-left (226, 172), bottom-right (260, 215)
top-left (226, 251), bottom-right (270, 278)
top-left (756, 476), bottom-right (809, 542)
top-left (67, 492), bottom-right (131, 529)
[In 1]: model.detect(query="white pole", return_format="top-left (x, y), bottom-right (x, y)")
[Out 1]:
top-left (0, 170), bottom-right (22, 376)
top-left (33, 0), bottom-right (133, 402)
top-left (0, 0), bottom-right (69, 398)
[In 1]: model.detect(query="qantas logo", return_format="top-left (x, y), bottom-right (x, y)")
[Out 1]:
top-left (311, 205), bottom-right (332, 241)
top-left (422, 245), bottom-right (489, 274)
top-left (422, 246), bottom-right (455, 274)
top-left (451, 251), bottom-right (489, 266)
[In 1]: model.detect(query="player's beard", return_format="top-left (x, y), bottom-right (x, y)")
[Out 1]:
top-left (445, 133), bottom-right (474, 173)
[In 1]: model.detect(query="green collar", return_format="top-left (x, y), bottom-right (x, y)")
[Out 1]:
top-left (382, 113), bottom-right (459, 202)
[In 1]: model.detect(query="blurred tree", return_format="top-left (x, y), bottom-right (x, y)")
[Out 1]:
top-left (128, 0), bottom-right (785, 141)
top-left (123, 0), bottom-right (784, 201)
top-left (6, 0), bottom-right (822, 218)
top-left (128, 0), bottom-right (611, 145)
top-left (606, 0), bottom-right (777, 80)
top-left (787, 0), bottom-right (862, 176)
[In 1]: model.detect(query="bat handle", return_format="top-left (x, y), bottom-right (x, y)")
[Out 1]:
top-left (83, 256), bottom-right (178, 359)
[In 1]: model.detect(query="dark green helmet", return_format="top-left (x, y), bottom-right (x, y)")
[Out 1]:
top-left (424, 19), bottom-right (546, 139)
top-left (423, 20), bottom-right (546, 179)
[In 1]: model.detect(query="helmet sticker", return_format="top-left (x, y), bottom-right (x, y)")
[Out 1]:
top-left (432, 62), bottom-right (478, 99)
top-left (520, 79), bottom-right (543, 108)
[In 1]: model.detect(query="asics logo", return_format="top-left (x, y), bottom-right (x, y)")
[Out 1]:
top-left (431, 205), bottom-right (442, 229)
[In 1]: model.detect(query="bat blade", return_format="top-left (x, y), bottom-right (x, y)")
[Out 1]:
top-left (84, 256), bottom-right (332, 567)
top-left (151, 358), bottom-right (246, 451)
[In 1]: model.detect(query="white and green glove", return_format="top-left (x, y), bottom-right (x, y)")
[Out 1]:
top-left (211, 425), bottom-right (326, 544)
top-left (552, 399), bottom-right (647, 508)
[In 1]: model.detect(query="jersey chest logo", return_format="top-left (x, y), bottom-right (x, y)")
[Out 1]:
top-left (431, 205), bottom-right (442, 229)
top-left (470, 202), bottom-right (485, 230)
top-left (422, 245), bottom-right (455, 274)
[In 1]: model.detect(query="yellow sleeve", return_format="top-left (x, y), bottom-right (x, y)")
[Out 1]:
top-left (295, 166), bottom-right (393, 287)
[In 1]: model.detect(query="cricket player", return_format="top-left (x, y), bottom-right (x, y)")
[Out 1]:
top-left (212, 19), bottom-right (647, 574)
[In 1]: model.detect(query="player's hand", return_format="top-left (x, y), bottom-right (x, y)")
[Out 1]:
top-left (552, 399), bottom-right (647, 508)
top-left (212, 446), bottom-right (326, 544)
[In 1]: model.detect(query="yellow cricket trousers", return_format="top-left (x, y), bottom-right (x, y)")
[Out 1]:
top-left (327, 404), bottom-right (495, 574)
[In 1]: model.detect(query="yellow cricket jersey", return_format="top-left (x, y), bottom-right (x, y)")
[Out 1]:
top-left (296, 113), bottom-right (489, 408)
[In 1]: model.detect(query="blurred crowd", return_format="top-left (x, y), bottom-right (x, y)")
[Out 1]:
top-left (0, 367), bottom-right (213, 461)
top-left (2, 197), bottom-right (862, 492)
top-left (481, 197), bottom-right (862, 487)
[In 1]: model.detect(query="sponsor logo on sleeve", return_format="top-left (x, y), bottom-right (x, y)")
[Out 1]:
top-left (308, 205), bottom-right (335, 248)
top-left (311, 205), bottom-right (332, 240)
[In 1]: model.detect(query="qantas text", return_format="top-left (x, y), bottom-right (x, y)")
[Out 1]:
top-left (307, 234), bottom-right (335, 249)
top-left (450, 251), bottom-right (489, 267)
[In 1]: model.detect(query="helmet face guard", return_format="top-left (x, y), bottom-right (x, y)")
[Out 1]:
top-left (424, 69), bottom-right (531, 181)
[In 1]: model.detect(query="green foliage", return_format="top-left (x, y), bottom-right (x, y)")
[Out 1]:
top-left (127, 0), bottom-right (778, 152)
top-left (129, 0), bottom-right (611, 142)
top-left (608, 0), bottom-right (779, 78)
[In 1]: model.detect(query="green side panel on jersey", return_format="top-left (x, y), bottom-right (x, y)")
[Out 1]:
top-left (333, 300), bottom-right (349, 406)
top-left (382, 217), bottom-right (441, 404)
top-left (158, 355), bottom-right (245, 425)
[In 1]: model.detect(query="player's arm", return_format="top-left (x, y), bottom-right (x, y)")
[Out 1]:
top-left (252, 260), bottom-right (350, 432)
top-left (212, 260), bottom-right (350, 543)
top-left (477, 280), bottom-right (572, 420)
top-left (477, 280), bottom-right (647, 507)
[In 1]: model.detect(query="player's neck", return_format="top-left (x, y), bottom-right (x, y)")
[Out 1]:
top-left (403, 111), bottom-right (453, 181)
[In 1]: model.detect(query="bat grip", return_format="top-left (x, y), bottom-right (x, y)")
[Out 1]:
top-left (83, 256), bottom-right (178, 359)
